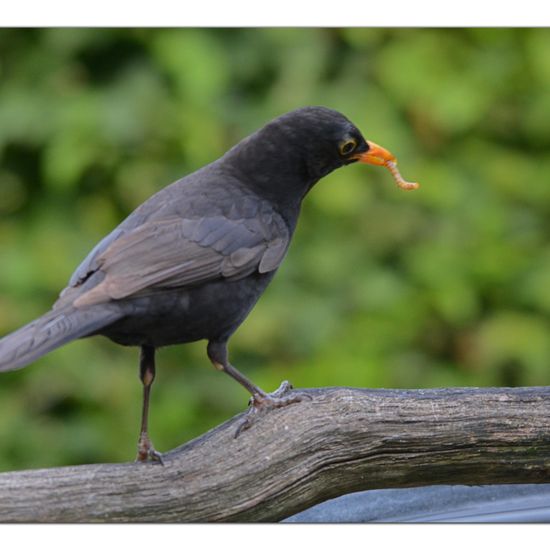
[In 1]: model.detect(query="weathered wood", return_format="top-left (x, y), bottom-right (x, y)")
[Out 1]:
top-left (0, 386), bottom-right (549, 522)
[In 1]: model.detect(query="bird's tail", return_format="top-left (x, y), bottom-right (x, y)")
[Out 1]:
top-left (0, 304), bottom-right (123, 373)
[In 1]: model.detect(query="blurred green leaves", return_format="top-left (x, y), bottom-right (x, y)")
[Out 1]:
top-left (1, 28), bottom-right (550, 471)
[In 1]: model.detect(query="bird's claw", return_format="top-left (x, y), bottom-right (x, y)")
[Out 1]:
top-left (235, 380), bottom-right (312, 438)
top-left (136, 435), bottom-right (164, 465)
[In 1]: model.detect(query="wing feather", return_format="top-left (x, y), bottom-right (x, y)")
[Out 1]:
top-left (73, 210), bottom-right (289, 307)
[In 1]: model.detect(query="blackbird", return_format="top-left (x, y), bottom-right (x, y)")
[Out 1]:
top-left (0, 106), bottom-right (418, 462)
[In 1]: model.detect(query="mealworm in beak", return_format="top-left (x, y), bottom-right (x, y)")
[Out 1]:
top-left (385, 160), bottom-right (420, 191)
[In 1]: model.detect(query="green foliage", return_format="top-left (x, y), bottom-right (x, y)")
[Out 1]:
top-left (1, 28), bottom-right (550, 470)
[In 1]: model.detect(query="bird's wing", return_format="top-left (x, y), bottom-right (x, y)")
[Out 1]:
top-left (72, 212), bottom-right (289, 307)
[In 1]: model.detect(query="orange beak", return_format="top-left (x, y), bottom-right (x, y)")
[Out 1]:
top-left (355, 140), bottom-right (396, 166)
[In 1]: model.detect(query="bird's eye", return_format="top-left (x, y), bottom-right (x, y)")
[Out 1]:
top-left (339, 139), bottom-right (357, 156)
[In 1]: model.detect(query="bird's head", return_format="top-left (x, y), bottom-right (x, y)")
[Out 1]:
top-left (224, 106), bottom-right (418, 210)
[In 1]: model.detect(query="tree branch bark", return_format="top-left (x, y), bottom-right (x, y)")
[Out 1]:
top-left (1, 386), bottom-right (549, 522)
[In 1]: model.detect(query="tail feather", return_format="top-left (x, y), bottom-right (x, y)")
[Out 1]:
top-left (0, 305), bottom-right (123, 372)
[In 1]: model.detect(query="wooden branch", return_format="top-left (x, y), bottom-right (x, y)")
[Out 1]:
top-left (1, 386), bottom-right (550, 522)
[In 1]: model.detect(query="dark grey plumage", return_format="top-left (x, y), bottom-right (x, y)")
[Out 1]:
top-left (0, 106), bottom-right (375, 460)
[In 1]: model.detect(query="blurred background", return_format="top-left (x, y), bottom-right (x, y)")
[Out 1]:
top-left (1, 28), bottom-right (550, 471)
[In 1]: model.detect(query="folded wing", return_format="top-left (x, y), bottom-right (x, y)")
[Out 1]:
top-left (72, 212), bottom-right (289, 307)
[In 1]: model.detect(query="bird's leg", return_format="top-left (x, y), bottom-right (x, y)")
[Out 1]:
top-left (136, 345), bottom-right (163, 464)
top-left (207, 341), bottom-right (310, 437)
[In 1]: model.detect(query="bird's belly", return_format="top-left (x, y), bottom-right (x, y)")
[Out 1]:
top-left (97, 272), bottom-right (275, 347)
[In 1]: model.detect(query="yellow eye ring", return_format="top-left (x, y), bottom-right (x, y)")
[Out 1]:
top-left (339, 139), bottom-right (357, 156)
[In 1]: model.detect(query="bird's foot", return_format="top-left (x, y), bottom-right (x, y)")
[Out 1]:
top-left (136, 433), bottom-right (164, 465)
top-left (234, 380), bottom-right (311, 438)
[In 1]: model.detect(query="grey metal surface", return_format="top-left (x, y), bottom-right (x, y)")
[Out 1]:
top-left (284, 484), bottom-right (550, 523)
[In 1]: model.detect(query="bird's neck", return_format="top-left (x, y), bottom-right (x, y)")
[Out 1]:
top-left (219, 131), bottom-right (320, 216)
